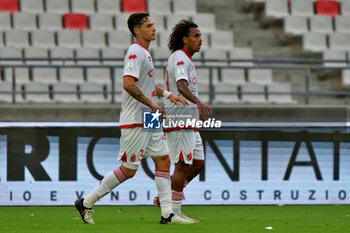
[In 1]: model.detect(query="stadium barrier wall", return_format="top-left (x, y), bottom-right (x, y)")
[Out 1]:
top-left (0, 123), bottom-right (350, 206)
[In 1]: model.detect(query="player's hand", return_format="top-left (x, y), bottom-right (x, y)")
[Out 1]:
top-left (150, 103), bottom-right (166, 119)
top-left (199, 113), bottom-right (207, 122)
top-left (196, 100), bottom-right (212, 115)
top-left (168, 94), bottom-right (190, 106)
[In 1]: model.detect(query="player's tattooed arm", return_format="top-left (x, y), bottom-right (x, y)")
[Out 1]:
top-left (123, 76), bottom-right (159, 111)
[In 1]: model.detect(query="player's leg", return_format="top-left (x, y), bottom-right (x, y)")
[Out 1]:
top-left (147, 131), bottom-right (192, 224)
top-left (75, 127), bottom-right (146, 224)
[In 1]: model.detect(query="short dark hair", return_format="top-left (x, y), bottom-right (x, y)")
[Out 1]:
top-left (127, 12), bottom-right (150, 37)
top-left (168, 19), bottom-right (198, 53)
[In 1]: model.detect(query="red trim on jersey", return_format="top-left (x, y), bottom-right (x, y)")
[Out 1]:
top-left (164, 127), bottom-right (199, 132)
top-left (176, 78), bottom-right (189, 84)
top-left (119, 123), bottom-right (143, 129)
top-left (134, 42), bottom-right (149, 51)
top-left (180, 49), bottom-right (192, 60)
top-left (179, 151), bottom-right (185, 162)
top-left (123, 74), bottom-right (139, 80)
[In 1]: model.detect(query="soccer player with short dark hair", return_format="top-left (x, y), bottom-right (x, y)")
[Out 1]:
top-left (75, 13), bottom-right (191, 225)
top-left (154, 19), bottom-right (212, 223)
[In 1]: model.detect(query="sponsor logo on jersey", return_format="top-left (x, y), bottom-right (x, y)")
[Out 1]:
top-left (192, 77), bottom-right (198, 85)
top-left (148, 69), bottom-right (154, 77)
top-left (177, 61), bottom-right (184, 66)
top-left (128, 54), bottom-right (137, 60)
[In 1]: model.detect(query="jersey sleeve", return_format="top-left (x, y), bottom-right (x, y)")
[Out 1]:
top-left (123, 46), bottom-right (143, 80)
top-left (172, 53), bottom-right (190, 83)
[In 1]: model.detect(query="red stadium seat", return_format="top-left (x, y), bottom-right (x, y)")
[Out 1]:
top-left (121, 0), bottom-right (146, 13)
top-left (315, 0), bottom-right (339, 18)
top-left (0, 0), bottom-right (18, 13)
top-left (63, 13), bottom-right (88, 31)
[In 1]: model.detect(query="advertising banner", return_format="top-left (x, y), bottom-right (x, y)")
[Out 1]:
top-left (0, 124), bottom-right (350, 205)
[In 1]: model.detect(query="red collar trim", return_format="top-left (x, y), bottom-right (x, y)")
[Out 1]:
top-left (134, 42), bottom-right (149, 51)
top-left (180, 49), bottom-right (192, 60)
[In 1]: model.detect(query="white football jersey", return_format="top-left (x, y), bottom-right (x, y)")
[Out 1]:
top-left (120, 43), bottom-right (157, 128)
top-left (165, 49), bottom-right (198, 108)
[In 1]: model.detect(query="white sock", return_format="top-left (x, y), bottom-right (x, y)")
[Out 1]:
top-left (155, 170), bottom-right (172, 218)
top-left (83, 167), bottom-right (127, 208)
top-left (172, 190), bottom-right (183, 215)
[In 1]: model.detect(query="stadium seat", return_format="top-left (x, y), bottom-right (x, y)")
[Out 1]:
top-left (63, 13), bottom-right (88, 31)
top-left (32, 68), bottom-right (58, 83)
top-left (267, 82), bottom-right (297, 104)
top-left (154, 67), bottom-right (166, 88)
top-left (13, 12), bottom-right (37, 30)
top-left (302, 33), bottom-right (328, 52)
top-left (57, 30), bottom-right (81, 48)
top-left (213, 82), bottom-right (240, 104)
top-left (290, 0), bottom-right (314, 17)
top-left (315, 0), bottom-right (339, 18)
top-left (228, 48), bottom-right (254, 66)
top-left (100, 47), bottom-right (125, 65)
top-left (52, 82), bottom-right (79, 103)
top-left (106, 80), bottom-right (123, 103)
top-left (86, 68), bottom-right (111, 84)
top-left (4, 67), bottom-right (29, 83)
top-left (335, 16), bottom-right (350, 33)
top-left (20, 0), bottom-right (43, 13)
top-left (309, 15), bottom-right (333, 34)
top-left (121, 0), bottom-right (146, 13)
top-left (341, 70), bottom-right (350, 87)
top-left (89, 14), bottom-right (114, 31)
top-left (96, 0), bottom-right (121, 15)
top-left (151, 47), bottom-right (171, 61)
top-left (210, 31), bottom-right (234, 49)
top-left (82, 30), bottom-right (106, 48)
top-left (31, 30), bottom-right (56, 48)
top-left (198, 83), bottom-right (210, 103)
top-left (75, 48), bottom-right (100, 65)
top-left (329, 33), bottom-right (350, 50)
top-left (173, 0), bottom-right (196, 14)
top-left (38, 13), bottom-right (63, 31)
top-left (5, 30), bottom-right (29, 47)
top-left (0, 81), bottom-right (21, 103)
top-left (0, 32), bottom-right (4, 47)
top-left (323, 50), bottom-right (347, 67)
top-left (221, 69), bottom-right (246, 84)
top-left (0, 0), bottom-right (19, 13)
top-left (115, 13), bottom-right (130, 31)
top-left (202, 49), bottom-right (228, 66)
top-left (46, 0), bottom-right (69, 14)
top-left (151, 14), bottom-right (165, 32)
top-left (24, 47), bottom-right (49, 64)
top-left (79, 82), bottom-right (107, 103)
top-left (59, 68), bottom-right (85, 83)
top-left (147, 0), bottom-right (171, 15)
top-left (107, 31), bottom-right (132, 48)
top-left (284, 16), bottom-right (309, 36)
top-left (71, 0), bottom-right (96, 14)
top-left (0, 12), bottom-right (11, 30)
top-left (265, 0), bottom-right (289, 19)
top-left (0, 47), bottom-right (23, 64)
top-left (340, 0), bottom-right (350, 17)
top-left (49, 48), bottom-right (75, 65)
top-left (196, 68), bottom-right (220, 84)
top-left (23, 82), bottom-right (52, 103)
top-left (165, 15), bottom-right (191, 31)
top-left (241, 83), bottom-right (267, 104)
top-left (248, 69), bottom-right (273, 85)
top-left (192, 13), bottom-right (216, 32)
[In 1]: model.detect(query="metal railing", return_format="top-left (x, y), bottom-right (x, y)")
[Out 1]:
top-left (0, 57), bottom-right (349, 105)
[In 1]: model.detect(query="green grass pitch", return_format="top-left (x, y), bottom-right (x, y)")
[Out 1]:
top-left (0, 205), bottom-right (349, 233)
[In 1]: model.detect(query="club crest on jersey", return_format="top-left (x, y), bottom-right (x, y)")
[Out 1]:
top-left (177, 68), bottom-right (185, 76)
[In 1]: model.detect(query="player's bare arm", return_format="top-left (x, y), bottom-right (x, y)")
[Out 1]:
top-left (155, 85), bottom-right (190, 106)
top-left (123, 76), bottom-right (163, 113)
top-left (177, 80), bottom-right (212, 119)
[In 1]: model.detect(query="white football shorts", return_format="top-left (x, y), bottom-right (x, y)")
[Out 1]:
top-left (117, 127), bottom-right (169, 170)
top-left (165, 130), bottom-right (204, 165)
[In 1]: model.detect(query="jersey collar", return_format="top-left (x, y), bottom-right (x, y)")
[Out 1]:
top-left (134, 42), bottom-right (149, 51)
top-left (180, 49), bottom-right (192, 60)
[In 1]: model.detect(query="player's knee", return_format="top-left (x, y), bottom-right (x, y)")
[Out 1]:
top-left (120, 165), bottom-right (137, 179)
top-left (154, 155), bottom-right (171, 170)
top-left (194, 160), bottom-right (205, 172)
